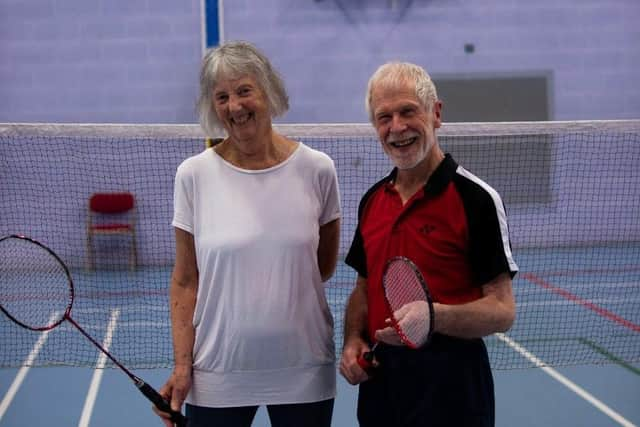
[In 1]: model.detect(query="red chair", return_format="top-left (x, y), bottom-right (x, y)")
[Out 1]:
top-left (87, 192), bottom-right (137, 270)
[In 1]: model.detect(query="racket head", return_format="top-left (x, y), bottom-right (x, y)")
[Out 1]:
top-left (382, 256), bottom-right (434, 349)
top-left (0, 234), bottom-right (73, 331)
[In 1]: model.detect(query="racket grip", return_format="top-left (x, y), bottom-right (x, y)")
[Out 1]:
top-left (137, 382), bottom-right (188, 427)
top-left (357, 351), bottom-right (375, 370)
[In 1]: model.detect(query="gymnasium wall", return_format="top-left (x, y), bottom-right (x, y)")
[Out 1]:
top-left (1, 0), bottom-right (639, 124)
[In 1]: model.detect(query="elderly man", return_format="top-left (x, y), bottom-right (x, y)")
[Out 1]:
top-left (340, 62), bottom-right (518, 427)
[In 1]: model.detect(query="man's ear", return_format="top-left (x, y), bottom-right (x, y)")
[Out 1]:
top-left (433, 100), bottom-right (443, 128)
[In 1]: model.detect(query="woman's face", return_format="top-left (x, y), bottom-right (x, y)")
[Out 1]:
top-left (213, 74), bottom-right (271, 143)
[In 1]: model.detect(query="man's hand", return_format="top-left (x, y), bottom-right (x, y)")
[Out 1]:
top-left (339, 338), bottom-right (378, 385)
top-left (374, 300), bottom-right (433, 347)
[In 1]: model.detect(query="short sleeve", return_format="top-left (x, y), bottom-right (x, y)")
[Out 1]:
top-left (345, 225), bottom-right (367, 278)
top-left (318, 156), bottom-right (341, 226)
top-left (172, 160), bottom-right (194, 234)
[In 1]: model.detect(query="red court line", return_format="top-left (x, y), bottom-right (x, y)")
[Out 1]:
top-left (521, 272), bottom-right (640, 333)
top-left (530, 265), bottom-right (640, 278)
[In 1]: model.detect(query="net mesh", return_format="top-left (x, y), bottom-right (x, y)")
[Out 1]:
top-left (1, 121), bottom-right (639, 370)
top-left (0, 236), bottom-right (71, 330)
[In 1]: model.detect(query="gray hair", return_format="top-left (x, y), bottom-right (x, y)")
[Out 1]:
top-left (197, 40), bottom-right (289, 136)
top-left (365, 62), bottom-right (438, 123)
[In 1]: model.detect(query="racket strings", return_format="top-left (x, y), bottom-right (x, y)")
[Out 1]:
top-left (0, 237), bottom-right (71, 328)
top-left (384, 260), bottom-right (428, 307)
top-left (383, 259), bottom-right (432, 347)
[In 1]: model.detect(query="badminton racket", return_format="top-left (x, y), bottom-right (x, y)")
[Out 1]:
top-left (358, 256), bottom-right (434, 371)
top-left (0, 234), bottom-right (187, 426)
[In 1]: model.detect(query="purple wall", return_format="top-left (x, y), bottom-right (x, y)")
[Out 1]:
top-left (1, 0), bottom-right (639, 124)
top-left (0, 0), bottom-right (202, 123)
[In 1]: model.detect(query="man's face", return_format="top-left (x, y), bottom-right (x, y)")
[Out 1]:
top-left (370, 81), bottom-right (441, 170)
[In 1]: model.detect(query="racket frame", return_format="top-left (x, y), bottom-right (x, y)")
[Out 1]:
top-left (357, 256), bottom-right (436, 371)
top-left (0, 234), bottom-right (187, 426)
top-left (0, 234), bottom-right (73, 331)
top-left (381, 256), bottom-right (435, 349)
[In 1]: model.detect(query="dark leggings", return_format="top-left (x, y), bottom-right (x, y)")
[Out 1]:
top-left (185, 398), bottom-right (334, 427)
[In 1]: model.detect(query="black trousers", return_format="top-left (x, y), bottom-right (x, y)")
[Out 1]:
top-left (357, 334), bottom-right (495, 427)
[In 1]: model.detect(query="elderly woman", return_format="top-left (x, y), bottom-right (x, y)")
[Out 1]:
top-left (156, 41), bottom-right (341, 427)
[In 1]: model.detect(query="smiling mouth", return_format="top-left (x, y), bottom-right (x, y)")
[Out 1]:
top-left (231, 113), bottom-right (253, 126)
top-left (389, 136), bottom-right (417, 148)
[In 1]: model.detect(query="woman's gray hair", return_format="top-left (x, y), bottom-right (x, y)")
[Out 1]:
top-left (365, 62), bottom-right (438, 123)
top-left (197, 40), bottom-right (289, 137)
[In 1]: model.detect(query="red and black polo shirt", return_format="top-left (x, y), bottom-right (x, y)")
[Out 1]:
top-left (345, 154), bottom-right (518, 341)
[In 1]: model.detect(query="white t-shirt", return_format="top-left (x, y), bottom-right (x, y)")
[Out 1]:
top-left (172, 142), bottom-right (341, 407)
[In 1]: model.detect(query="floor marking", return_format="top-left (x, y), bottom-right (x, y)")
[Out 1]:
top-left (78, 308), bottom-right (120, 427)
top-left (522, 272), bottom-right (640, 332)
top-left (0, 313), bottom-right (58, 421)
top-left (497, 333), bottom-right (637, 427)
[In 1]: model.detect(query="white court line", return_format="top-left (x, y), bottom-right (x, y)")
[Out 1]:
top-left (73, 305), bottom-right (169, 314)
top-left (78, 308), bottom-right (120, 427)
top-left (56, 320), bottom-right (169, 331)
top-left (496, 333), bottom-right (637, 427)
top-left (0, 313), bottom-right (58, 421)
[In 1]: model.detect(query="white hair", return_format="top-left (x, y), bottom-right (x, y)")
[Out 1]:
top-left (197, 40), bottom-right (289, 136)
top-left (365, 62), bottom-right (438, 123)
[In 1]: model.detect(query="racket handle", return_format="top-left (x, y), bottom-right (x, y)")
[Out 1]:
top-left (357, 351), bottom-right (375, 370)
top-left (137, 381), bottom-right (188, 427)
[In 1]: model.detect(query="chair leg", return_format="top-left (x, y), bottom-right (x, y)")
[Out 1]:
top-left (130, 232), bottom-right (137, 271)
top-left (87, 232), bottom-right (94, 271)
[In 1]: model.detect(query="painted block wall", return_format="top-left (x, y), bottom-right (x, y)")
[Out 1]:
top-left (1, 0), bottom-right (639, 124)
top-left (0, 0), bottom-right (203, 123)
